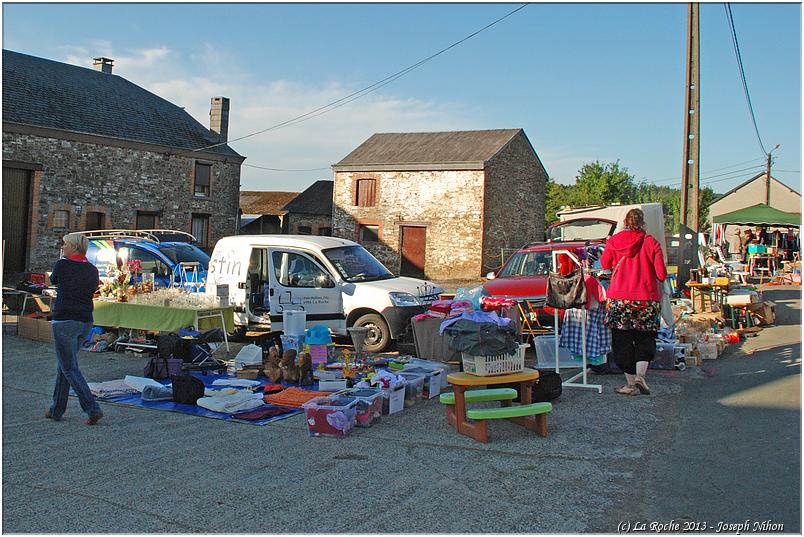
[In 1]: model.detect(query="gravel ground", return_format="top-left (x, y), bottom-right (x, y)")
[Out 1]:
top-left (1, 285), bottom-right (799, 533)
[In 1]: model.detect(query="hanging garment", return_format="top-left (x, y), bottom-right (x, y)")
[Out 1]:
top-left (559, 307), bottom-right (611, 363)
top-left (545, 269), bottom-right (587, 310)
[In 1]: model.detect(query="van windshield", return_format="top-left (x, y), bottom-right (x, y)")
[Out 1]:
top-left (160, 244), bottom-right (211, 267)
top-left (323, 245), bottom-right (395, 282)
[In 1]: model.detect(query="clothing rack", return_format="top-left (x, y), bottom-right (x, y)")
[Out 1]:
top-left (550, 249), bottom-right (603, 393)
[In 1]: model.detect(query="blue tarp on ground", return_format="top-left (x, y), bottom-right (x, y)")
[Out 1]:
top-left (78, 373), bottom-right (308, 426)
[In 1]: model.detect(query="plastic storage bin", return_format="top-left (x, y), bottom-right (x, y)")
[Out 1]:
top-left (404, 358), bottom-right (453, 389)
top-left (302, 395), bottom-right (357, 438)
top-left (397, 372), bottom-right (425, 407)
top-left (399, 366), bottom-right (442, 398)
top-left (337, 387), bottom-right (383, 427)
top-left (283, 309), bottom-right (307, 336)
top-left (461, 344), bottom-right (529, 376)
top-left (381, 384), bottom-right (405, 415)
top-left (533, 336), bottom-right (577, 369)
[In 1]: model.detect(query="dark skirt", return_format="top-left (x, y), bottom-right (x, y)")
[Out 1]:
top-left (604, 299), bottom-right (661, 332)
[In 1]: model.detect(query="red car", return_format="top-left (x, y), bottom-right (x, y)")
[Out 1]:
top-left (482, 218), bottom-right (616, 324)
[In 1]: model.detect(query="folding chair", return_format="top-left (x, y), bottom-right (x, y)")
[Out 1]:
top-left (181, 328), bottom-right (227, 371)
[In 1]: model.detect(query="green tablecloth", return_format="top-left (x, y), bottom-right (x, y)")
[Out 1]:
top-left (93, 300), bottom-right (234, 333)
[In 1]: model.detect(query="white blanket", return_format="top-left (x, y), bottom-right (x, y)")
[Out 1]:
top-left (196, 391), bottom-right (264, 414)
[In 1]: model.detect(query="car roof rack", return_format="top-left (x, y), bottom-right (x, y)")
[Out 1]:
top-left (76, 229), bottom-right (197, 244)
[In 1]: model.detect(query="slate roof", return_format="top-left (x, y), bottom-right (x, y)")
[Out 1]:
top-left (281, 180), bottom-right (333, 215)
top-left (333, 129), bottom-right (524, 171)
top-left (2, 49), bottom-right (241, 158)
top-left (240, 191), bottom-right (299, 216)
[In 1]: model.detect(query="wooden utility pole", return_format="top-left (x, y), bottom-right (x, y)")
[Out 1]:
top-left (678, 2), bottom-right (700, 289)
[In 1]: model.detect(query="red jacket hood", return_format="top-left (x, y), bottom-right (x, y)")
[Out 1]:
top-left (606, 230), bottom-right (646, 259)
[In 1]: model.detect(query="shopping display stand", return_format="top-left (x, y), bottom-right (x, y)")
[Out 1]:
top-left (550, 249), bottom-right (602, 393)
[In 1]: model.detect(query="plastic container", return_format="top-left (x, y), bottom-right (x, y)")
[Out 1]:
top-left (302, 395), bottom-right (358, 438)
top-left (397, 372), bottom-right (425, 407)
top-left (380, 384), bottom-right (405, 415)
top-left (461, 344), bottom-right (528, 376)
top-left (533, 336), bottom-right (576, 369)
top-left (283, 309), bottom-right (307, 336)
top-left (399, 366), bottom-right (442, 399)
top-left (337, 387), bottom-right (383, 427)
top-left (404, 358), bottom-right (453, 389)
top-left (234, 344), bottom-right (263, 369)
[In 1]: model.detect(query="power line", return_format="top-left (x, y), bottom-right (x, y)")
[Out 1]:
top-left (774, 169), bottom-right (801, 173)
top-left (195, 4), bottom-right (528, 152)
top-left (725, 3), bottom-right (768, 157)
top-left (243, 163), bottom-right (330, 172)
top-left (652, 164), bottom-right (764, 186)
top-left (650, 157), bottom-right (765, 184)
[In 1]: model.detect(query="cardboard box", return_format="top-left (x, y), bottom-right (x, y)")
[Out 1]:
top-left (17, 316), bottom-right (53, 343)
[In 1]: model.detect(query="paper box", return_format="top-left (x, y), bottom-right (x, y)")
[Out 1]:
top-left (381, 384), bottom-right (405, 415)
top-left (17, 316), bottom-right (53, 343)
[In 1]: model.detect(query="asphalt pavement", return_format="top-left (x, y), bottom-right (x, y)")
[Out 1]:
top-left (2, 285), bottom-right (800, 533)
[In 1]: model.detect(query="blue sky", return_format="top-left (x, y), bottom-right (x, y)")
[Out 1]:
top-left (3, 2), bottom-right (801, 195)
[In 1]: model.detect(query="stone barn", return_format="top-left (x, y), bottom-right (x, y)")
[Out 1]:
top-left (2, 49), bottom-right (245, 272)
top-left (281, 180), bottom-right (334, 236)
top-left (332, 129), bottom-right (547, 280)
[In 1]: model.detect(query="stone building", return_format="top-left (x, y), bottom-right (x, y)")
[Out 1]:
top-left (281, 180), bottom-right (334, 236)
top-left (332, 129), bottom-right (547, 280)
top-left (239, 191), bottom-right (299, 234)
top-left (2, 50), bottom-right (245, 273)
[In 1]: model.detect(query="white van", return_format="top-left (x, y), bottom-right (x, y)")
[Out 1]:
top-left (205, 235), bottom-right (444, 352)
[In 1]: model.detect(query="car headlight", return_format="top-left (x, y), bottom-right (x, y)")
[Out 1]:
top-left (389, 292), bottom-right (423, 307)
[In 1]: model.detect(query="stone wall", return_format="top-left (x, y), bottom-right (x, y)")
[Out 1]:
top-left (3, 131), bottom-right (241, 271)
top-left (286, 213), bottom-right (333, 236)
top-left (333, 170), bottom-right (485, 280)
top-left (483, 131), bottom-right (547, 273)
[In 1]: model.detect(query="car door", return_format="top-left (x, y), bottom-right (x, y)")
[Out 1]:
top-left (264, 248), bottom-right (345, 333)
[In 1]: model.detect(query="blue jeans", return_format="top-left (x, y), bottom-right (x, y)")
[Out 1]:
top-left (50, 320), bottom-right (102, 419)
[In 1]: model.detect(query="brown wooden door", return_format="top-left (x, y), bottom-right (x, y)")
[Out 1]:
top-left (400, 226), bottom-right (426, 278)
top-left (2, 167), bottom-right (32, 274)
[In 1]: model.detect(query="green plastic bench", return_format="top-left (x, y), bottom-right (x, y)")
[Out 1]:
top-left (466, 402), bottom-right (553, 420)
top-left (439, 388), bottom-right (518, 405)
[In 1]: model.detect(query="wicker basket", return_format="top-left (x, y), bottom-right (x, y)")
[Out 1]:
top-left (461, 344), bottom-right (529, 376)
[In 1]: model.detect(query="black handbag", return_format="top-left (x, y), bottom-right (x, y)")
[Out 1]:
top-left (144, 355), bottom-right (183, 380)
top-left (545, 269), bottom-right (587, 310)
top-left (171, 374), bottom-right (205, 405)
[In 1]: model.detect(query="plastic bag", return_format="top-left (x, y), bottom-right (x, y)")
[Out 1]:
top-left (453, 285), bottom-right (489, 311)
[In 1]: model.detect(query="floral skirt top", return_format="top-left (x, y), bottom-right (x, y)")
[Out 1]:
top-left (604, 299), bottom-right (661, 332)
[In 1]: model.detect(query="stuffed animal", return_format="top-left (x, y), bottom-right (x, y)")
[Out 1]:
top-left (280, 349), bottom-right (300, 384)
top-left (263, 346), bottom-right (283, 383)
top-left (298, 352), bottom-right (313, 386)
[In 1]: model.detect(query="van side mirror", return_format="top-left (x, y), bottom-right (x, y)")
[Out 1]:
top-left (485, 271), bottom-right (496, 280)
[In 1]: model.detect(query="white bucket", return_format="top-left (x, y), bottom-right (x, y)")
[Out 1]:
top-left (282, 309), bottom-right (307, 336)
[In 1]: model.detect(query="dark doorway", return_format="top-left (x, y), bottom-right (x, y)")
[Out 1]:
top-left (400, 226), bottom-right (426, 278)
top-left (2, 167), bottom-right (32, 274)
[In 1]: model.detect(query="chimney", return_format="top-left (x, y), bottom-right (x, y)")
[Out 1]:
top-left (209, 96), bottom-right (230, 143)
top-left (93, 57), bottom-right (114, 74)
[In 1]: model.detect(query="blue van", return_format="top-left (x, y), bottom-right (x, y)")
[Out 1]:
top-left (82, 229), bottom-right (210, 289)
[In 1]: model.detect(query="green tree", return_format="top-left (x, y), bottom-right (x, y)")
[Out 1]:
top-left (573, 160), bottom-right (638, 206)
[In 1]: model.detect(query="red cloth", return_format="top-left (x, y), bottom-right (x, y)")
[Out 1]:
top-left (67, 254), bottom-right (88, 262)
top-left (557, 253), bottom-right (574, 275)
top-left (584, 275), bottom-right (606, 309)
top-left (600, 230), bottom-right (667, 301)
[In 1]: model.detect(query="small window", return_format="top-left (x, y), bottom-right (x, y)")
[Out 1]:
top-left (191, 214), bottom-right (210, 248)
top-left (86, 211), bottom-right (105, 231)
top-left (52, 210), bottom-right (70, 229)
top-left (297, 226), bottom-right (312, 235)
top-left (136, 211), bottom-right (159, 229)
top-left (318, 227), bottom-right (332, 236)
top-left (272, 251), bottom-right (333, 288)
top-left (194, 162), bottom-right (211, 197)
top-left (359, 224), bottom-right (380, 243)
top-left (355, 179), bottom-right (377, 207)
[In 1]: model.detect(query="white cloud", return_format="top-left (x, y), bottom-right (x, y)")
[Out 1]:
top-left (54, 43), bottom-right (590, 191)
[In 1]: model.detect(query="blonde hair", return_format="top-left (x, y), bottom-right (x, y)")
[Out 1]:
top-left (62, 233), bottom-right (89, 255)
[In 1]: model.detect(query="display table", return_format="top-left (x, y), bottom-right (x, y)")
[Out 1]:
top-left (685, 281), bottom-right (730, 313)
top-left (446, 368), bottom-right (543, 443)
top-left (93, 300), bottom-right (234, 351)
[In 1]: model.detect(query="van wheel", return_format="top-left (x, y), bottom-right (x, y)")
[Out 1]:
top-left (353, 313), bottom-right (391, 353)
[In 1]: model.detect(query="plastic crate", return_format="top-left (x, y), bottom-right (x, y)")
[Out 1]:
top-left (336, 388), bottom-right (383, 428)
top-left (302, 396), bottom-right (357, 438)
top-left (461, 344), bottom-right (529, 376)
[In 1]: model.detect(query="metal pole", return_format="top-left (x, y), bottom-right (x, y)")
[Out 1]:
top-left (766, 152), bottom-right (772, 205)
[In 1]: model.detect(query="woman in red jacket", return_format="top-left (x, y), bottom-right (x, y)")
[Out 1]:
top-left (600, 209), bottom-right (667, 396)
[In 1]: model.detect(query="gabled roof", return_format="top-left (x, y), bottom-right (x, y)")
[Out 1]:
top-left (332, 129), bottom-right (524, 171)
top-left (714, 172), bottom-right (801, 201)
top-left (2, 49), bottom-right (241, 158)
top-left (240, 191), bottom-right (299, 216)
top-left (281, 180), bottom-right (333, 216)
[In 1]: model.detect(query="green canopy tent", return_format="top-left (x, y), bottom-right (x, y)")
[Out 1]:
top-left (713, 204), bottom-right (801, 227)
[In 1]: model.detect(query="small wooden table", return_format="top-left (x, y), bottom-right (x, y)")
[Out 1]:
top-left (446, 368), bottom-right (544, 443)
